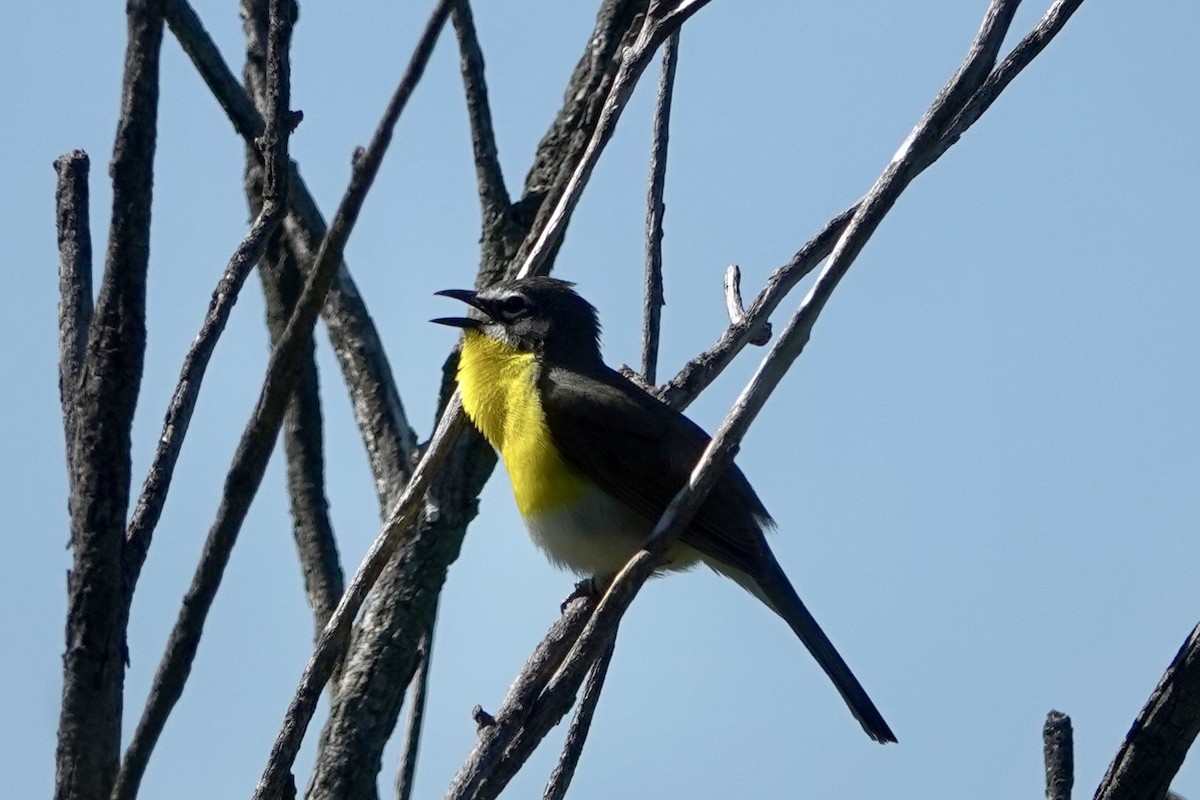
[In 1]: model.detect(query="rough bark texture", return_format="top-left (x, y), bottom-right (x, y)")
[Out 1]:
top-left (55, 3), bottom-right (163, 798)
top-left (1094, 623), bottom-right (1200, 800)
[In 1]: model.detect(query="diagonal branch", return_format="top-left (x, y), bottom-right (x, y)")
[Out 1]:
top-left (55, 2), bottom-right (164, 798)
top-left (664, 0), bottom-right (1088, 410)
top-left (1094, 621), bottom-right (1200, 800)
top-left (513, 0), bottom-right (712, 280)
top-left (164, 0), bottom-right (420, 511)
top-left (253, 395), bottom-right (468, 799)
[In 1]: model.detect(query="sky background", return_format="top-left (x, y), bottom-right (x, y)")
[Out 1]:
top-left (3, 1), bottom-right (1198, 798)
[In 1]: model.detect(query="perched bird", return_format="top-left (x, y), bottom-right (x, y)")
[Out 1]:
top-left (433, 276), bottom-right (895, 743)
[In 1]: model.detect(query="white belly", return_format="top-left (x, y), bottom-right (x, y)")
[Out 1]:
top-left (523, 485), bottom-right (703, 579)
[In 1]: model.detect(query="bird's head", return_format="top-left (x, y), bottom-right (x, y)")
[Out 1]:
top-left (433, 277), bottom-right (603, 367)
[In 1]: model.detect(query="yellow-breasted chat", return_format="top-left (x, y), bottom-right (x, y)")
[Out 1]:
top-left (433, 276), bottom-right (895, 743)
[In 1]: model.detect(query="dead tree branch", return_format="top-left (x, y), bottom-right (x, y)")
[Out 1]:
top-left (1094, 621), bottom-right (1200, 800)
top-left (163, 0), bottom-right (420, 511)
top-left (112, 1), bottom-right (294, 797)
top-left (1044, 711), bottom-right (1074, 800)
top-left (640, 31), bottom-right (678, 384)
top-left (55, 1), bottom-right (164, 797)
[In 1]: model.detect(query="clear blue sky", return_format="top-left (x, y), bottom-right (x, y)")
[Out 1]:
top-left (3, 2), bottom-right (1197, 798)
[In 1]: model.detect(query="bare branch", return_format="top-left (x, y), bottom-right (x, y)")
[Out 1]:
top-left (926, 0), bottom-right (1088, 170)
top-left (158, 3), bottom-right (449, 792)
top-left (164, 0), bottom-right (420, 508)
top-left (121, 203), bottom-right (290, 591)
top-left (542, 635), bottom-right (618, 800)
top-left (641, 31), bottom-right (678, 384)
top-left (240, 0), bottom-right (344, 658)
top-left (112, 2), bottom-right (294, 797)
top-left (1094, 621), bottom-right (1200, 800)
top-left (450, 0), bottom-right (509, 217)
top-left (664, 0), bottom-right (1083, 409)
top-left (254, 396), bottom-right (468, 799)
top-left (394, 619), bottom-right (436, 800)
top-left (1044, 711), bottom-right (1074, 800)
top-left (55, 1), bottom-right (163, 797)
top-left (513, 0), bottom-right (712, 280)
top-left (54, 150), bottom-right (93, 488)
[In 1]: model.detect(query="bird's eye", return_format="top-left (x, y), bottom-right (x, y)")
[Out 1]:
top-left (496, 294), bottom-right (529, 320)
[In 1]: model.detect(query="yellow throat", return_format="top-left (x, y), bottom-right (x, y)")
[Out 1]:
top-left (456, 330), bottom-right (588, 516)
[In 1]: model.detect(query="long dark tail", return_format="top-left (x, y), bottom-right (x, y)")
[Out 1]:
top-left (750, 552), bottom-right (896, 744)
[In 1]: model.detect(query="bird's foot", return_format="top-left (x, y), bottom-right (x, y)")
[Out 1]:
top-left (560, 578), bottom-right (601, 613)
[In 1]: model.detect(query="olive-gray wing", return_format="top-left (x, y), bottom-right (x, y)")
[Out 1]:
top-left (540, 364), bottom-right (773, 576)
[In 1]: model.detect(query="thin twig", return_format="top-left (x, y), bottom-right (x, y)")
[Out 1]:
top-left (111, 2), bottom-right (293, 798)
top-left (55, 1), bottom-right (163, 797)
top-left (662, 205), bottom-right (855, 408)
top-left (722, 265), bottom-right (770, 347)
top-left (640, 31), bottom-right (678, 384)
top-left (1094, 621), bottom-right (1200, 800)
top-left (542, 634), bottom-right (618, 800)
top-left (54, 150), bottom-right (93, 490)
top-left (394, 616), bottom-right (436, 800)
top-left (1044, 710), bottom-right (1074, 800)
top-left (663, 1), bottom-right (1090, 410)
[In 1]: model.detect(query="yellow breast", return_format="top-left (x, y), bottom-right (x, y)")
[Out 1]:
top-left (457, 331), bottom-right (588, 516)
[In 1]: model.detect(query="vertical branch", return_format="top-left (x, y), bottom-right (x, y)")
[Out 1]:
top-left (112, 1), bottom-right (294, 797)
top-left (241, 0), bottom-right (345, 653)
top-left (1044, 711), bottom-right (1074, 800)
top-left (541, 635), bottom-right (618, 800)
top-left (54, 150), bottom-right (94, 487)
top-left (640, 31), bottom-right (678, 384)
top-left (55, 1), bottom-right (164, 798)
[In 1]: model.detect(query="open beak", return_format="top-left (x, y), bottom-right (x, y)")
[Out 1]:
top-left (432, 288), bottom-right (489, 329)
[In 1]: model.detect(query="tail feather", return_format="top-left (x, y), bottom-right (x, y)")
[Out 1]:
top-left (710, 551), bottom-right (897, 744)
